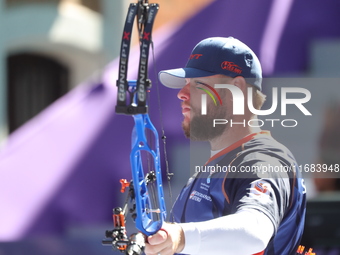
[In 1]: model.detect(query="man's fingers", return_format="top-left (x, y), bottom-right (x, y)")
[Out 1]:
top-left (144, 224), bottom-right (185, 255)
top-left (144, 243), bottom-right (166, 255)
top-left (145, 230), bottom-right (168, 255)
top-left (147, 229), bottom-right (168, 245)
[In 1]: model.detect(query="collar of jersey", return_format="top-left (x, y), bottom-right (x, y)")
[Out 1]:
top-left (205, 130), bottom-right (271, 166)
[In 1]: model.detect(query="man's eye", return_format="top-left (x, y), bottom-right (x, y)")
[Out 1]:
top-left (195, 81), bottom-right (205, 87)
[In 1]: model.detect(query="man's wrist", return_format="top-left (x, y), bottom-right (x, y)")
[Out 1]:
top-left (177, 222), bottom-right (201, 254)
top-left (174, 223), bottom-right (185, 253)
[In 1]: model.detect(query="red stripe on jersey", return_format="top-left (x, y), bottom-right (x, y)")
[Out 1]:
top-left (253, 251), bottom-right (264, 255)
top-left (205, 131), bottom-right (271, 165)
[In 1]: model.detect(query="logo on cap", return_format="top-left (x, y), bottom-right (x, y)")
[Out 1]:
top-left (221, 61), bottom-right (242, 74)
top-left (190, 54), bottom-right (203, 59)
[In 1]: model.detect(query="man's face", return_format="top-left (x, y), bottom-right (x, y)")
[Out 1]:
top-left (177, 75), bottom-right (233, 141)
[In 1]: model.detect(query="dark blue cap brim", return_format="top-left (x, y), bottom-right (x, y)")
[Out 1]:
top-left (159, 68), bottom-right (218, 88)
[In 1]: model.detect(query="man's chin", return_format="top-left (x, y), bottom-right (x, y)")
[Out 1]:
top-left (183, 115), bottom-right (228, 141)
top-left (182, 121), bottom-right (190, 138)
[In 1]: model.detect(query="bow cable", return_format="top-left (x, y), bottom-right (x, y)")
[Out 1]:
top-left (150, 40), bottom-right (174, 220)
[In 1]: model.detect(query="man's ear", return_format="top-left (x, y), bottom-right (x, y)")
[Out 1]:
top-left (233, 76), bottom-right (247, 92)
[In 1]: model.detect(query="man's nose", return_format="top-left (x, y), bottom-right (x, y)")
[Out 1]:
top-left (177, 82), bottom-right (190, 101)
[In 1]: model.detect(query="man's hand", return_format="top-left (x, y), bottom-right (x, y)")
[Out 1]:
top-left (145, 222), bottom-right (185, 255)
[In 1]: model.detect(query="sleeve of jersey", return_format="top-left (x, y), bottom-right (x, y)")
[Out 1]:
top-left (180, 209), bottom-right (274, 255)
top-left (228, 153), bottom-right (292, 234)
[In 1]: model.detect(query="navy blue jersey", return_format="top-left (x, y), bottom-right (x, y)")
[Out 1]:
top-left (172, 131), bottom-right (306, 255)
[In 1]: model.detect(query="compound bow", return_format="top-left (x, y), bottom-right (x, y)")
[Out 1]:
top-left (102, 1), bottom-right (171, 254)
